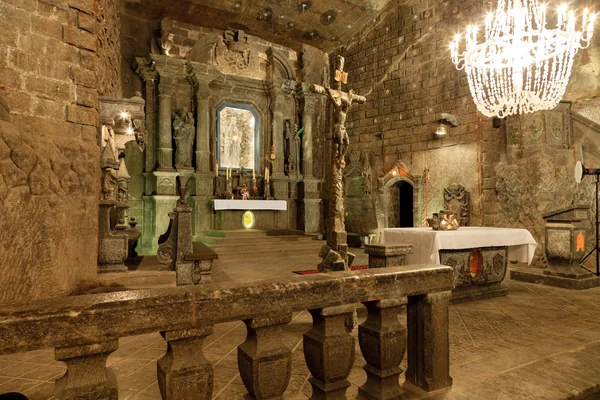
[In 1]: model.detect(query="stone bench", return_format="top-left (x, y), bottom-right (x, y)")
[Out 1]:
top-left (0, 265), bottom-right (454, 400)
top-left (183, 241), bottom-right (218, 284)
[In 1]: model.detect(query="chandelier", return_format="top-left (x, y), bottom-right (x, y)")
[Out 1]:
top-left (450, 0), bottom-right (596, 118)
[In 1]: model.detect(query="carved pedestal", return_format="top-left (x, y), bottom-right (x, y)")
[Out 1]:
top-left (98, 202), bottom-right (128, 273)
top-left (303, 305), bottom-right (355, 400)
top-left (359, 299), bottom-right (407, 400)
top-left (238, 314), bottom-right (293, 399)
top-left (158, 327), bottom-right (214, 400)
top-left (55, 340), bottom-right (118, 400)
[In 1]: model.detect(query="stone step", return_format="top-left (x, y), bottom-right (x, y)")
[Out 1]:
top-left (198, 234), bottom-right (317, 246)
top-left (204, 229), bottom-right (304, 239)
top-left (211, 241), bottom-right (325, 256)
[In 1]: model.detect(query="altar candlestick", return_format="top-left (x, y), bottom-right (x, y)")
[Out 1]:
top-left (215, 163), bottom-right (218, 177)
top-left (253, 168), bottom-right (255, 179)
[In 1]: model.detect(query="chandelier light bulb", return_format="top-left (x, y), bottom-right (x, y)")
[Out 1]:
top-left (451, 0), bottom-right (596, 118)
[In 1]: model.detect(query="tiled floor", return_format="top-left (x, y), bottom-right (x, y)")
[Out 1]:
top-left (4, 251), bottom-right (600, 399)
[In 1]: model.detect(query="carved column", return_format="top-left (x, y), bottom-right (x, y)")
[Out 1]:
top-left (158, 327), bottom-right (214, 400)
top-left (406, 291), bottom-right (453, 392)
top-left (301, 89), bottom-right (319, 178)
top-left (134, 57), bottom-right (158, 174)
top-left (303, 305), bottom-right (355, 399)
top-left (195, 83), bottom-right (211, 173)
top-left (238, 314), bottom-right (293, 399)
top-left (359, 299), bottom-right (407, 400)
top-left (158, 83), bottom-right (175, 171)
top-left (54, 340), bottom-right (118, 400)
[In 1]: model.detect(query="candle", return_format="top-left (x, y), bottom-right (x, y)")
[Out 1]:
top-left (215, 163), bottom-right (218, 178)
top-left (253, 168), bottom-right (255, 179)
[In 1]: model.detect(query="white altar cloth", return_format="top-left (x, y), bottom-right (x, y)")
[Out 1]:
top-left (213, 199), bottom-right (287, 211)
top-left (381, 227), bottom-right (537, 265)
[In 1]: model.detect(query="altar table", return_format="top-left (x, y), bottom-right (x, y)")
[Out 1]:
top-left (213, 199), bottom-right (287, 211)
top-left (382, 227), bottom-right (538, 302)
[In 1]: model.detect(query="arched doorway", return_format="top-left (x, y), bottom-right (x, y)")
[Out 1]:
top-left (397, 181), bottom-right (414, 227)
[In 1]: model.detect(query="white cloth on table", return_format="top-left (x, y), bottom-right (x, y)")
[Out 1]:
top-left (213, 199), bottom-right (287, 211)
top-left (381, 227), bottom-right (538, 265)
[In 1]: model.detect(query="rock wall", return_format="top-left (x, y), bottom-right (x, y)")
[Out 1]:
top-left (0, 0), bottom-right (120, 302)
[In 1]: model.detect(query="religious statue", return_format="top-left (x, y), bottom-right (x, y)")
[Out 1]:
top-left (284, 119), bottom-right (300, 175)
top-left (309, 55), bottom-right (366, 271)
top-left (324, 82), bottom-right (354, 168)
top-left (172, 108), bottom-right (195, 169)
top-left (241, 184), bottom-right (250, 200)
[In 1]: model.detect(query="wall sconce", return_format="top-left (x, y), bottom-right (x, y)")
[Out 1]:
top-left (435, 113), bottom-right (459, 138)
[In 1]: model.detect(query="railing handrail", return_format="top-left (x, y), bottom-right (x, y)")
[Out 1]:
top-left (0, 265), bottom-right (453, 355)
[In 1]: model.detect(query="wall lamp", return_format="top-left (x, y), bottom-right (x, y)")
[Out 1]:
top-left (435, 113), bottom-right (459, 137)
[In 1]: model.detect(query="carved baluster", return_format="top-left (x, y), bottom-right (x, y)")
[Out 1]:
top-left (158, 327), bottom-right (214, 400)
top-left (358, 299), bottom-right (407, 400)
top-left (303, 305), bottom-right (355, 400)
top-left (238, 314), bottom-right (293, 400)
top-left (406, 291), bottom-right (453, 392)
top-left (54, 340), bottom-right (118, 400)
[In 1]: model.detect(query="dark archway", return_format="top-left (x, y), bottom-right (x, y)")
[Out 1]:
top-left (397, 181), bottom-right (414, 227)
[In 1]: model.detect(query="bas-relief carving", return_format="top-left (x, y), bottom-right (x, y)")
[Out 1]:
top-left (284, 119), bottom-right (301, 177)
top-left (444, 184), bottom-right (469, 226)
top-left (440, 247), bottom-right (507, 288)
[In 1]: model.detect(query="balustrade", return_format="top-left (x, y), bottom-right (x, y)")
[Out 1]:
top-left (0, 264), bottom-right (453, 400)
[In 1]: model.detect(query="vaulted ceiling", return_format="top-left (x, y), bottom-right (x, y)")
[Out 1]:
top-left (123, 0), bottom-right (396, 52)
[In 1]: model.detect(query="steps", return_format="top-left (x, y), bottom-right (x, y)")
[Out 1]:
top-left (199, 229), bottom-right (324, 259)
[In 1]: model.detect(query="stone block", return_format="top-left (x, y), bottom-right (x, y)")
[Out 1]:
top-left (76, 86), bottom-right (98, 108)
top-left (25, 76), bottom-right (71, 102)
top-left (70, 66), bottom-right (96, 88)
top-left (0, 67), bottom-right (24, 91)
top-left (67, 0), bottom-right (94, 14)
top-left (33, 98), bottom-right (66, 120)
top-left (365, 243), bottom-right (412, 269)
top-left (79, 50), bottom-right (97, 70)
top-left (67, 104), bottom-right (98, 126)
top-left (31, 15), bottom-right (63, 39)
top-left (77, 11), bottom-right (95, 33)
top-left (63, 25), bottom-right (97, 51)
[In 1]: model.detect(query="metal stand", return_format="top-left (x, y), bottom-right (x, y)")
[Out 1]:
top-left (580, 175), bottom-right (600, 276)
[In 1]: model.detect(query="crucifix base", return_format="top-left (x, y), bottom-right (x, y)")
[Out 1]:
top-left (318, 243), bottom-right (355, 272)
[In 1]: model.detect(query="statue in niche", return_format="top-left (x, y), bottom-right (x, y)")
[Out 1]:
top-left (172, 108), bottom-right (195, 168)
top-left (284, 119), bottom-right (300, 176)
top-left (324, 83), bottom-right (354, 168)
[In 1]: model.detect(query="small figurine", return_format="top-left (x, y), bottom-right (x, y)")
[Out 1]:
top-left (241, 184), bottom-right (250, 200)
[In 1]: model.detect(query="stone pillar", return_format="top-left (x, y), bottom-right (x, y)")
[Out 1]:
top-left (358, 299), bottom-right (407, 400)
top-left (158, 327), bottom-right (214, 400)
top-left (158, 83), bottom-right (175, 171)
top-left (405, 291), bottom-right (453, 392)
top-left (54, 340), bottom-right (118, 400)
top-left (303, 305), bottom-right (355, 400)
top-left (238, 314), bottom-right (293, 400)
top-left (144, 78), bottom-right (157, 173)
top-left (301, 91), bottom-right (319, 178)
top-left (195, 83), bottom-right (211, 173)
top-left (364, 244), bottom-right (413, 269)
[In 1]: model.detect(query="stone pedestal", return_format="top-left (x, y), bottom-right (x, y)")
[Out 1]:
top-left (511, 206), bottom-right (600, 289)
top-left (55, 340), bottom-right (118, 400)
top-left (364, 244), bottom-right (413, 268)
top-left (303, 305), bottom-right (355, 400)
top-left (98, 202), bottom-right (128, 273)
top-left (238, 314), bottom-right (293, 399)
top-left (272, 175), bottom-right (289, 200)
top-left (158, 327), bottom-right (214, 400)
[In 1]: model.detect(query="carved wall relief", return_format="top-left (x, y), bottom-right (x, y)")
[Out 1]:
top-left (444, 183), bottom-right (470, 226)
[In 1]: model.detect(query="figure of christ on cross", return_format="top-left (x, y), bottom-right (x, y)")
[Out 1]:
top-left (310, 55), bottom-right (366, 271)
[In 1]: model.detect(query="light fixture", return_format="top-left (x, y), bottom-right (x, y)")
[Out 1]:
top-left (451, 1), bottom-right (596, 118)
top-left (436, 123), bottom-right (448, 136)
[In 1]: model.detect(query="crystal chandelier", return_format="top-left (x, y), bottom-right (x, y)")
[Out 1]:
top-left (450, 0), bottom-right (596, 118)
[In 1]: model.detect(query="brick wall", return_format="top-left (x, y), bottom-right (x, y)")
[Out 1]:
top-left (341, 0), bottom-right (500, 225)
top-left (0, 0), bottom-right (120, 302)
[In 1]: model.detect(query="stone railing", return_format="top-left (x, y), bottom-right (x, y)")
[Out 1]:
top-left (0, 265), bottom-right (454, 400)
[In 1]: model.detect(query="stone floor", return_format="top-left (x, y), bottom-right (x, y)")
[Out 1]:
top-left (3, 250), bottom-right (600, 399)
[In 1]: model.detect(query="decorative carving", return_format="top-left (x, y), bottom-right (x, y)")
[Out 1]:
top-left (284, 119), bottom-right (300, 177)
top-left (172, 109), bottom-right (195, 169)
top-left (444, 183), bottom-right (470, 226)
top-left (214, 30), bottom-right (254, 71)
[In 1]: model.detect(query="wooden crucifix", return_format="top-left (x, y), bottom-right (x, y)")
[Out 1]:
top-left (310, 55), bottom-right (366, 271)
